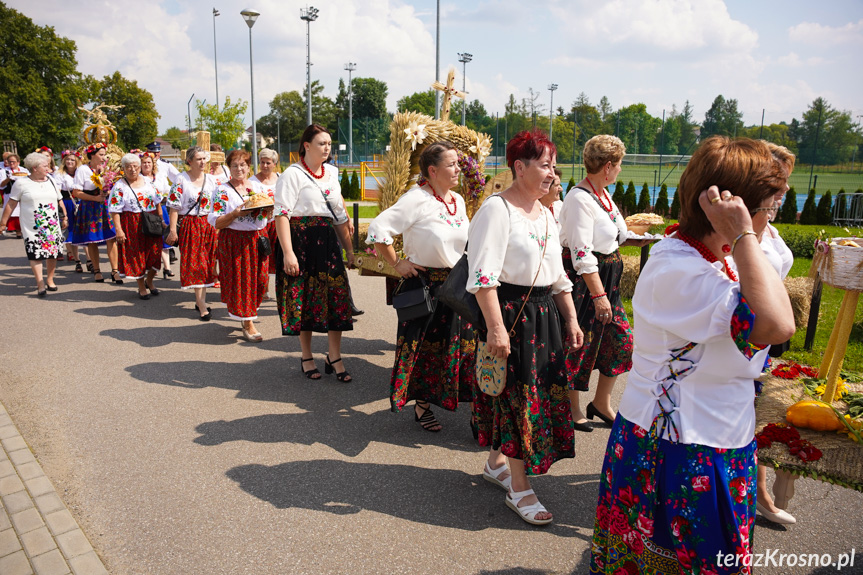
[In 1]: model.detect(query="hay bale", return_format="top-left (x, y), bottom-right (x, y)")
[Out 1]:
top-left (784, 276), bottom-right (814, 329)
top-left (620, 255), bottom-right (640, 299)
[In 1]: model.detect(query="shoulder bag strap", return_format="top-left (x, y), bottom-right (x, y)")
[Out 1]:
top-left (291, 165), bottom-right (340, 221)
top-left (506, 210), bottom-right (549, 337)
top-left (123, 178), bottom-right (148, 211)
top-left (183, 176), bottom-right (207, 218)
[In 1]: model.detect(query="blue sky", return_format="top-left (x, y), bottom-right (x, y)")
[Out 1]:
top-left (11, 0), bottom-right (863, 133)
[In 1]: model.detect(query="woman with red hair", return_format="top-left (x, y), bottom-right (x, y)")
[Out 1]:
top-left (469, 129), bottom-right (582, 525)
top-left (208, 149), bottom-right (272, 341)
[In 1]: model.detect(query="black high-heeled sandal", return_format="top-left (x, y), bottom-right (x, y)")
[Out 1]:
top-left (415, 402), bottom-right (441, 432)
top-left (163, 269), bottom-right (174, 279)
top-left (324, 355), bottom-right (352, 382)
top-left (74, 260), bottom-right (83, 273)
top-left (301, 357), bottom-right (321, 380)
top-left (195, 304), bottom-right (211, 321)
top-left (93, 269), bottom-right (105, 283)
top-left (110, 269), bottom-right (124, 285)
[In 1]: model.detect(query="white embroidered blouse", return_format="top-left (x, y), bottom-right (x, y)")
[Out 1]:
top-left (167, 172), bottom-right (217, 216)
top-left (466, 195), bottom-right (572, 295)
top-left (760, 223), bottom-right (793, 279)
top-left (618, 238), bottom-right (770, 449)
top-left (273, 163), bottom-right (348, 224)
top-left (207, 180), bottom-right (269, 231)
top-left (558, 187), bottom-right (628, 275)
top-left (366, 185), bottom-right (468, 268)
top-left (107, 179), bottom-right (161, 213)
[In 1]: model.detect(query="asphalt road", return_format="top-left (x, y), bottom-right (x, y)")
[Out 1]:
top-left (0, 237), bottom-right (861, 574)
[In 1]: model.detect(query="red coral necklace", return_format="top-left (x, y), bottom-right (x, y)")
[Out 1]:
top-left (585, 177), bottom-right (613, 212)
top-left (301, 157), bottom-right (325, 180)
top-left (428, 183), bottom-right (457, 216)
top-left (677, 231), bottom-right (738, 281)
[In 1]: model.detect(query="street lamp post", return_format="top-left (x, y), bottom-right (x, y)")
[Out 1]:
top-left (547, 84), bottom-right (558, 141)
top-left (212, 8), bottom-right (220, 109)
top-left (434, 0), bottom-right (440, 119)
top-left (241, 8), bottom-right (260, 169)
top-left (457, 53), bottom-right (472, 126)
top-left (344, 63), bottom-right (356, 164)
top-left (301, 6), bottom-right (319, 127)
top-left (187, 93), bottom-right (195, 135)
top-left (276, 111), bottom-right (281, 161)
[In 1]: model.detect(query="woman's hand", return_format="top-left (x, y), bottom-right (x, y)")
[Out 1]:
top-left (699, 186), bottom-right (754, 245)
top-left (166, 230), bottom-right (178, 245)
top-left (564, 320), bottom-right (584, 351)
top-left (283, 250), bottom-right (300, 276)
top-left (593, 295), bottom-right (613, 325)
top-left (393, 258), bottom-right (426, 278)
top-left (345, 251), bottom-right (355, 269)
top-left (621, 238), bottom-right (650, 248)
top-left (486, 324), bottom-right (511, 359)
top-left (115, 228), bottom-right (126, 244)
top-left (60, 217), bottom-right (68, 230)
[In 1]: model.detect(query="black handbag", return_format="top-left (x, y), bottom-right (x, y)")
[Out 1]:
top-left (437, 250), bottom-right (481, 326)
top-left (257, 235), bottom-right (272, 257)
top-left (126, 178), bottom-right (167, 237)
top-left (392, 276), bottom-right (436, 322)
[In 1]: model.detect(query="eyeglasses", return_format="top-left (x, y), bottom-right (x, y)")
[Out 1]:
top-left (751, 202), bottom-right (780, 214)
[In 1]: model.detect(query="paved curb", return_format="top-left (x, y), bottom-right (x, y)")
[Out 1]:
top-left (0, 401), bottom-right (108, 575)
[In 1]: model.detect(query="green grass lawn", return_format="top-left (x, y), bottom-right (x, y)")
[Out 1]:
top-left (347, 205), bottom-right (379, 219)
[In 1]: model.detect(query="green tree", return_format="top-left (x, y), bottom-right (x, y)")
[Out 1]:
top-left (676, 101), bottom-right (698, 154)
top-left (658, 106), bottom-right (681, 156)
top-left (796, 98), bottom-right (859, 165)
top-left (670, 189), bottom-right (681, 219)
top-left (780, 187), bottom-right (798, 223)
top-left (194, 96), bottom-right (248, 150)
top-left (352, 77), bottom-right (388, 118)
top-left (612, 180), bottom-right (625, 207)
top-left (161, 126), bottom-right (190, 151)
top-left (616, 104), bottom-right (661, 155)
top-left (799, 189), bottom-right (818, 225)
top-left (702, 95), bottom-right (744, 139)
top-left (397, 89), bottom-right (436, 116)
top-left (570, 93), bottom-right (602, 154)
top-left (816, 190), bottom-right (833, 224)
top-left (598, 96), bottom-right (615, 135)
top-left (82, 71), bottom-right (159, 149)
top-left (624, 181), bottom-right (637, 216)
top-left (566, 177), bottom-right (576, 193)
top-left (350, 170), bottom-right (360, 199)
top-left (655, 183), bottom-right (669, 216)
top-left (0, 4), bottom-right (84, 152)
top-left (257, 91), bottom-right (306, 155)
top-left (637, 183), bottom-right (651, 212)
top-left (835, 188), bottom-right (848, 221)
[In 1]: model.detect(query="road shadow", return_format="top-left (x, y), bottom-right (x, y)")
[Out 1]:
top-left (226, 459), bottom-right (599, 538)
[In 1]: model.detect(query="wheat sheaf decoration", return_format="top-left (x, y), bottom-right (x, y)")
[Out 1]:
top-left (380, 111), bottom-right (493, 219)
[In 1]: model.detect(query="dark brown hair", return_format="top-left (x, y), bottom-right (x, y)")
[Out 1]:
top-left (418, 141), bottom-right (457, 179)
top-left (298, 124), bottom-right (330, 158)
top-left (678, 136), bottom-right (787, 238)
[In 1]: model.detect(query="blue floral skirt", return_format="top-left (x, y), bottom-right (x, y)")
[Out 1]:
top-left (591, 416), bottom-right (756, 575)
top-left (62, 198), bottom-right (77, 244)
top-left (69, 199), bottom-right (115, 245)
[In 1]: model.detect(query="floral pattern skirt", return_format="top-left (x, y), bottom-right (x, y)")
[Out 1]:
top-left (473, 283), bottom-right (574, 476)
top-left (178, 215), bottom-right (217, 289)
top-left (266, 220), bottom-right (278, 274)
top-left (390, 267), bottom-right (477, 412)
top-left (276, 216), bottom-right (352, 335)
top-left (69, 198), bottom-right (115, 245)
top-left (22, 203), bottom-right (62, 261)
top-left (564, 249), bottom-right (633, 391)
top-left (591, 416), bottom-right (757, 575)
top-left (217, 227), bottom-right (268, 321)
top-left (62, 198), bottom-right (77, 244)
top-left (117, 212), bottom-right (162, 278)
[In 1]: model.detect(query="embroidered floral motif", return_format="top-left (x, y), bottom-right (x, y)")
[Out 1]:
top-left (528, 231), bottom-right (552, 249)
top-left (473, 268), bottom-right (497, 286)
top-left (437, 213), bottom-right (464, 228)
top-left (572, 246), bottom-right (590, 260)
top-left (366, 233), bottom-right (393, 245)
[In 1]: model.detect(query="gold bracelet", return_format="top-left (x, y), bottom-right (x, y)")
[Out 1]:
top-left (731, 230), bottom-right (757, 254)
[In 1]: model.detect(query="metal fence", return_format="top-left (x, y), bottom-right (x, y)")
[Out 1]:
top-left (833, 192), bottom-right (863, 227)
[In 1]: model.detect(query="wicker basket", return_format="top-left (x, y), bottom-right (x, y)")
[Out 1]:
top-left (814, 238), bottom-right (863, 291)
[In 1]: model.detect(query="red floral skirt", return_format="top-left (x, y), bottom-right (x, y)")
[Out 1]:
top-left (266, 220), bottom-right (278, 274)
top-left (389, 267), bottom-right (477, 412)
top-left (117, 211), bottom-right (162, 279)
top-left (178, 215), bottom-right (217, 289)
top-left (472, 283), bottom-right (574, 476)
top-left (564, 249), bottom-right (633, 391)
top-left (276, 216), bottom-right (352, 335)
top-left (217, 227), bottom-right (267, 320)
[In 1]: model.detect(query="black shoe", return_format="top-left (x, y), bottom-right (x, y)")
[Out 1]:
top-left (324, 354), bottom-right (352, 382)
top-left (351, 303), bottom-right (364, 316)
top-left (163, 269), bottom-right (175, 279)
top-left (110, 270), bottom-right (124, 285)
top-left (93, 270), bottom-right (105, 283)
top-left (46, 284), bottom-right (58, 292)
top-left (586, 402), bottom-right (615, 427)
top-left (139, 292), bottom-right (150, 300)
top-left (573, 420), bottom-right (594, 433)
top-left (300, 357), bottom-right (321, 380)
top-left (147, 285), bottom-right (160, 296)
top-left (74, 260), bottom-right (83, 273)
top-left (37, 288), bottom-right (47, 298)
top-left (196, 304), bottom-right (211, 321)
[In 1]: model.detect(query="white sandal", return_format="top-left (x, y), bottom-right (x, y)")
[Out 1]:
top-left (482, 461), bottom-right (511, 492)
top-left (506, 488), bottom-right (552, 526)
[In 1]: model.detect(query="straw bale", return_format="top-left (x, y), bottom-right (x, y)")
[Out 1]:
top-left (619, 255), bottom-right (641, 299)
top-left (783, 276), bottom-right (815, 329)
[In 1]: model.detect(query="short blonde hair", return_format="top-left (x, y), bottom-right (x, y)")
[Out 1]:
top-left (764, 141), bottom-right (795, 174)
top-left (583, 135), bottom-right (626, 174)
top-left (259, 148), bottom-right (279, 163)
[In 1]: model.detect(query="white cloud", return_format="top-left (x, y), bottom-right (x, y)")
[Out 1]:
top-left (776, 52), bottom-right (824, 67)
top-left (788, 19), bottom-right (863, 46)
